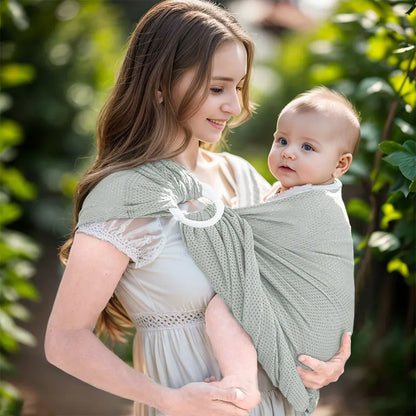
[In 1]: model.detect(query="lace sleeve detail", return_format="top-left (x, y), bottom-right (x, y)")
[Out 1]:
top-left (76, 217), bottom-right (165, 269)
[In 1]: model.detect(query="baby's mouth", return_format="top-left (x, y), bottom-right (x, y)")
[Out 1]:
top-left (279, 164), bottom-right (294, 172)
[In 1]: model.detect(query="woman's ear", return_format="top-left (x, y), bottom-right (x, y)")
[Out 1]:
top-left (333, 153), bottom-right (353, 178)
top-left (156, 90), bottom-right (164, 103)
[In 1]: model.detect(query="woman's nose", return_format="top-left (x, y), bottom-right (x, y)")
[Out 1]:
top-left (222, 92), bottom-right (241, 116)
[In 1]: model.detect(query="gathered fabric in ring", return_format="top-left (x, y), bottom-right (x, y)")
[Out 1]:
top-left (168, 183), bottom-right (225, 228)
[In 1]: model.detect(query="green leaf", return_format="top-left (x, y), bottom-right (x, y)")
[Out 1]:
top-left (389, 70), bottom-right (416, 107)
top-left (1, 231), bottom-right (40, 260)
top-left (309, 63), bottom-right (344, 84)
top-left (356, 77), bottom-right (395, 99)
top-left (367, 32), bottom-right (394, 61)
top-left (6, 0), bottom-right (29, 30)
top-left (0, 93), bottom-right (13, 114)
top-left (5, 303), bottom-right (30, 321)
top-left (379, 141), bottom-right (403, 154)
top-left (368, 231), bottom-right (400, 252)
top-left (0, 380), bottom-right (23, 416)
top-left (403, 140), bottom-right (416, 154)
top-left (0, 330), bottom-right (18, 352)
top-left (395, 118), bottom-right (415, 136)
top-left (347, 198), bottom-right (372, 222)
top-left (0, 204), bottom-right (21, 227)
top-left (410, 179), bottom-right (416, 192)
top-left (0, 63), bottom-right (35, 87)
top-left (390, 176), bottom-right (411, 197)
top-left (0, 167), bottom-right (37, 200)
top-left (0, 311), bottom-right (36, 347)
top-left (387, 258), bottom-right (410, 278)
top-left (384, 146), bottom-right (416, 180)
top-left (393, 45), bottom-right (415, 54)
top-left (332, 13), bottom-right (361, 24)
top-left (0, 353), bottom-right (15, 373)
top-left (0, 119), bottom-right (22, 152)
top-left (6, 278), bottom-right (39, 300)
top-left (381, 203), bottom-right (403, 229)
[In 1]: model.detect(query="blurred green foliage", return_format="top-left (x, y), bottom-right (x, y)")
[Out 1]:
top-left (231, 0), bottom-right (415, 414)
top-left (1, 0), bottom-right (126, 236)
top-left (0, 1), bottom-right (40, 412)
top-left (0, 0), bottom-right (126, 413)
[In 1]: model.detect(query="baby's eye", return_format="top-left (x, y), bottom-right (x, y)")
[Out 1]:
top-left (302, 143), bottom-right (314, 151)
top-left (277, 137), bottom-right (288, 145)
top-left (210, 87), bottom-right (223, 94)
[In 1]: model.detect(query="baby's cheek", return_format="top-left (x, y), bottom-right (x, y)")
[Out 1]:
top-left (268, 153), bottom-right (279, 178)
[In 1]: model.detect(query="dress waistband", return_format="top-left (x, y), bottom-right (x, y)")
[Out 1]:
top-left (133, 310), bottom-right (205, 330)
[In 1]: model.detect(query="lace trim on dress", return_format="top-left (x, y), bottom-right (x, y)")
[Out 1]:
top-left (77, 218), bottom-right (165, 269)
top-left (133, 310), bottom-right (205, 331)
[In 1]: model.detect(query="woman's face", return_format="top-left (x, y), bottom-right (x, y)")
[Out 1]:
top-left (172, 40), bottom-right (248, 145)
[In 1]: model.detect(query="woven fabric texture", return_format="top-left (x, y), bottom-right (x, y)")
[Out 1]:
top-left (77, 159), bottom-right (355, 413)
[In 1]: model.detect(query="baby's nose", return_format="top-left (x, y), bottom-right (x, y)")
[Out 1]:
top-left (282, 150), bottom-right (296, 159)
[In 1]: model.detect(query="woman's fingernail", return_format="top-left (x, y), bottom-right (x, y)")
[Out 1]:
top-left (235, 388), bottom-right (245, 400)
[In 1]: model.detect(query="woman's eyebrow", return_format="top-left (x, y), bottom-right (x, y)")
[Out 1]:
top-left (211, 75), bottom-right (246, 82)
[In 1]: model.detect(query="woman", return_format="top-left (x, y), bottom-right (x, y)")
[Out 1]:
top-left (45, 1), bottom-right (351, 415)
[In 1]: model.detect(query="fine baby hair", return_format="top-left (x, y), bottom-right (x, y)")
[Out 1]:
top-left (280, 86), bottom-right (361, 156)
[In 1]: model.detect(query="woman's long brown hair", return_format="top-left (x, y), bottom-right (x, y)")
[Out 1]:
top-left (59, 0), bottom-right (255, 342)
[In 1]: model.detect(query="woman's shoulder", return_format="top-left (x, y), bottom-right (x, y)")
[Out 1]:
top-left (77, 167), bottom-right (148, 228)
top-left (82, 168), bottom-right (137, 204)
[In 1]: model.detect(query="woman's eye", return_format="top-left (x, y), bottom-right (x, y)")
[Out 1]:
top-left (277, 137), bottom-right (287, 145)
top-left (210, 87), bottom-right (223, 94)
top-left (236, 85), bottom-right (243, 92)
top-left (303, 144), bottom-right (314, 151)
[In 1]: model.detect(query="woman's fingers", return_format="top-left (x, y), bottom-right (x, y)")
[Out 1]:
top-left (208, 384), bottom-right (243, 403)
top-left (336, 332), bottom-right (352, 360)
top-left (171, 382), bottom-right (249, 416)
top-left (297, 332), bottom-right (352, 389)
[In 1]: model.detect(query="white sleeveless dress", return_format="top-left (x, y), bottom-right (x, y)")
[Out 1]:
top-left (78, 153), bottom-right (303, 416)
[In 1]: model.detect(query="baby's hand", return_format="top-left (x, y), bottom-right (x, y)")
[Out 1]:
top-left (205, 375), bottom-right (261, 411)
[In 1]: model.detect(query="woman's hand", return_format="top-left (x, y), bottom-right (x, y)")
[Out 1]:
top-left (160, 382), bottom-right (249, 416)
top-left (296, 332), bottom-right (352, 389)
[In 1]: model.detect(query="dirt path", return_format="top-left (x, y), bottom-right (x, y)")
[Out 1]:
top-left (5, 237), bottom-right (370, 416)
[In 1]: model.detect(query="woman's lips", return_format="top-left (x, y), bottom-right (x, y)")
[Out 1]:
top-left (207, 118), bottom-right (226, 130)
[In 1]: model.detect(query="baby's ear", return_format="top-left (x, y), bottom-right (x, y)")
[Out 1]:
top-left (333, 153), bottom-right (353, 178)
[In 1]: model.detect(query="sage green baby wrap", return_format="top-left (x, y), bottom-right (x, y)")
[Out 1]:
top-left (77, 160), bottom-right (355, 413)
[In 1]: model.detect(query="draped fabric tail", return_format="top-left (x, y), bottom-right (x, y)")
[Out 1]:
top-left (180, 206), bottom-right (317, 412)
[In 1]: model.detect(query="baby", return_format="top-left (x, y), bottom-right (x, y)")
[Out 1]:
top-left (199, 86), bottom-right (360, 413)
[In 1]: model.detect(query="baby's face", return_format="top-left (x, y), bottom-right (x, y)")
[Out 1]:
top-left (268, 109), bottom-right (348, 189)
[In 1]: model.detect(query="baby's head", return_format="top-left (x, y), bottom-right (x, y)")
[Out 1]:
top-left (268, 86), bottom-right (360, 190)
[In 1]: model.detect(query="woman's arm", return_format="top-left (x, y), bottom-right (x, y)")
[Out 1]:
top-left (297, 332), bottom-right (352, 389)
top-left (205, 295), bottom-right (261, 410)
top-left (45, 233), bottom-right (248, 416)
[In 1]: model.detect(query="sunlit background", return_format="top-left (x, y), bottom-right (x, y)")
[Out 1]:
top-left (1, 0), bottom-right (415, 415)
